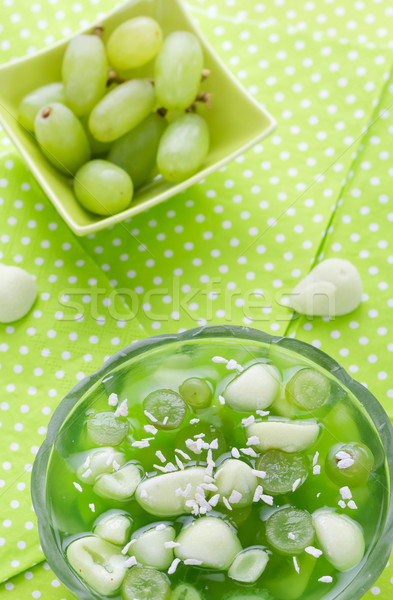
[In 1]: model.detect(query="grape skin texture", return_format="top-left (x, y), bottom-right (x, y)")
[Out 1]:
top-left (34, 102), bottom-right (91, 175)
top-left (107, 16), bottom-right (163, 71)
top-left (157, 113), bottom-right (210, 182)
top-left (62, 34), bottom-right (108, 116)
top-left (74, 160), bottom-right (133, 216)
top-left (18, 82), bottom-right (66, 131)
top-left (108, 113), bottom-right (166, 189)
top-left (88, 79), bottom-right (155, 142)
top-left (155, 31), bottom-right (203, 110)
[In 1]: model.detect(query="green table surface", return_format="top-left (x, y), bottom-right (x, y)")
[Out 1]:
top-left (0, 0), bottom-right (392, 597)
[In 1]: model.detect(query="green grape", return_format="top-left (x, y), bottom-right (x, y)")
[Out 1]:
top-left (179, 377), bottom-right (212, 409)
top-left (157, 113), bottom-right (209, 182)
top-left (34, 103), bottom-right (91, 175)
top-left (62, 34), bottom-right (107, 116)
top-left (155, 31), bottom-right (203, 110)
top-left (325, 442), bottom-right (374, 486)
top-left (74, 160), bottom-right (133, 216)
top-left (108, 113), bottom-right (166, 188)
top-left (257, 450), bottom-right (309, 495)
top-left (81, 117), bottom-right (113, 156)
top-left (144, 389), bottom-right (187, 430)
top-left (265, 508), bottom-right (314, 555)
top-left (18, 82), bottom-right (66, 131)
top-left (286, 368), bottom-right (330, 411)
top-left (107, 16), bottom-right (163, 71)
top-left (89, 79), bottom-right (155, 142)
top-left (122, 566), bottom-right (170, 600)
top-left (86, 411), bottom-right (129, 446)
top-left (172, 584), bottom-right (203, 600)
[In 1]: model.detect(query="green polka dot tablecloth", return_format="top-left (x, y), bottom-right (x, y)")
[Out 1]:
top-left (1, 0), bottom-right (393, 597)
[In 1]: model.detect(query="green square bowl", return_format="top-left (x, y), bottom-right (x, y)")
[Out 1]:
top-left (0, 0), bottom-right (276, 236)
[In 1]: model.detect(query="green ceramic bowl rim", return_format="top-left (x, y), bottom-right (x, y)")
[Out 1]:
top-left (31, 324), bottom-right (393, 600)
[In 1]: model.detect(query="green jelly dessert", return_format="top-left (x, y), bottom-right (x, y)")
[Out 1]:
top-left (33, 327), bottom-right (393, 600)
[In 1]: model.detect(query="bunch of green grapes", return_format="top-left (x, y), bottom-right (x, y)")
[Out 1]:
top-left (18, 18), bottom-right (211, 217)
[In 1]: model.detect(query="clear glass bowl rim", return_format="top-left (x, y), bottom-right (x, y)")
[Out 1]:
top-left (31, 324), bottom-right (393, 600)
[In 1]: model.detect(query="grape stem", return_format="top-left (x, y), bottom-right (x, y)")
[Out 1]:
top-left (41, 107), bottom-right (52, 119)
top-left (201, 69), bottom-right (211, 81)
top-left (156, 107), bottom-right (168, 117)
top-left (186, 91), bottom-right (212, 112)
top-left (92, 24), bottom-right (104, 38)
top-left (106, 68), bottom-right (126, 87)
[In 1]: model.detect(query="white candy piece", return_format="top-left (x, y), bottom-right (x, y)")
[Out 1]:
top-left (224, 364), bottom-right (280, 412)
top-left (66, 536), bottom-right (126, 595)
top-left (76, 448), bottom-right (126, 485)
top-left (93, 463), bottom-right (142, 501)
top-left (312, 510), bottom-right (365, 572)
top-left (135, 467), bottom-right (206, 516)
top-left (247, 419), bottom-right (320, 452)
top-left (132, 525), bottom-right (176, 570)
top-left (228, 548), bottom-right (269, 583)
top-left (175, 517), bottom-right (242, 570)
top-left (215, 459), bottom-right (258, 508)
top-left (288, 258), bottom-right (362, 317)
top-left (0, 264), bottom-right (37, 323)
top-left (94, 512), bottom-right (132, 546)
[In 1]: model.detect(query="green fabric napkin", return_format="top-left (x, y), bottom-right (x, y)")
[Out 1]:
top-left (0, 0), bottom-right (392, 598)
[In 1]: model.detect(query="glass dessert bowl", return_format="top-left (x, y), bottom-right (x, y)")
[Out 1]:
top-left (32, 325), bottom-right (393, 600)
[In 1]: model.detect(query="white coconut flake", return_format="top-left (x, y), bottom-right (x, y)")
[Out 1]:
top-left (168, 558), bottom-right (181, 575)
top-left (121, 539), bottom-right (136, 555)
top-left (163, 416), bottom-right (169, 425)
top-left (340, 486), bottom-right (352, 500)
top-left (305, 546), bottom-right (323, 558)
top-left (210, 438), bottom-right (219, 450)
top-left (82, 455), bottom-right (91, 469)
top-left (212, 356), bottom-right (228, 364)
top-left (226, 358), bottom-right (239, 371)
top-left (132, 440), bottom-right (150, 449)
top-left (218, 395), bottom-right (226, 405)
top-left (231, 447), bottom-right (241, 459)
top-left (240, 447), bottom-right (258, 458)
top-left (165, 541), bottom-right (180, 549)
top-left (338, 500), bottom-right (346, 509)
top-left (184, 559), bottom-right (203, 565)
top-left (114, 399), bottom-right (128, 418)
top-left (124, 555), bottom-right (137, 568)
top-left (112, 460), bottom-right (121, 471)
top-left (144, 410), bottom-right (158, 423)
top-left (155, 450), bottom-right (166, 463)
top-left (347, 500), bottom-right (358, 510)
top-left (209, 493), bottom-right (220, 507)
top-left (252, 469), bottom-right (267, 479)
top-left (201, 482), bottom-right (218, 492)
top-left (256, 410), bottom-right (270, 417)
top-left (175, 456), bottom-right (185, 471)
top-left (194, 433), bottom-right (206, 439)
top-left (319, 576), bottom-right (333, 583)
top-left (313, 465), bottom-right (321, 475)
top-left (288, 532), bottom-right (296, 540)
top-left (292, 478), bottom-right (302, 492)
top-left (89, 503), bottom-right (95, 513)
top-left (81, 468), bottom-right (92, 479)
top-left (253, 485), bottom-right (263, 502)
top-left (223, 496), bottom-right (232, 511)
top-left (261, 494), bottom-right (274, 506)
top-left (316, 492), bottom-right (321, 498)
top-left (336, 450), bottom-right (351, 461)
top-left (229, 490), bottom-right (243, 504)
top-left (312, 451), bottom-right (320, 466)
top-left (242, 416), bottom-right (255, 427)
top-left (154, 462), bottom-right (177, 473)
top-left (190, 418), bottom-right (200, 424)
top-left (185, 439), bottom-right (203, 455)
top-left (144, 424), bottom-right (158, 435)
top-left (293, 556), bottom-right (300, 574)
top-left (108, 392), bottom-right (118, 407)
top-left (73, 482), bottom-right (83, 493)
top-left (337, 458), bottom-right (355, 470)
top-left (175, 448), bottom-right (192, 461)
top-left (247, 436), bottom-right (260, 446)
